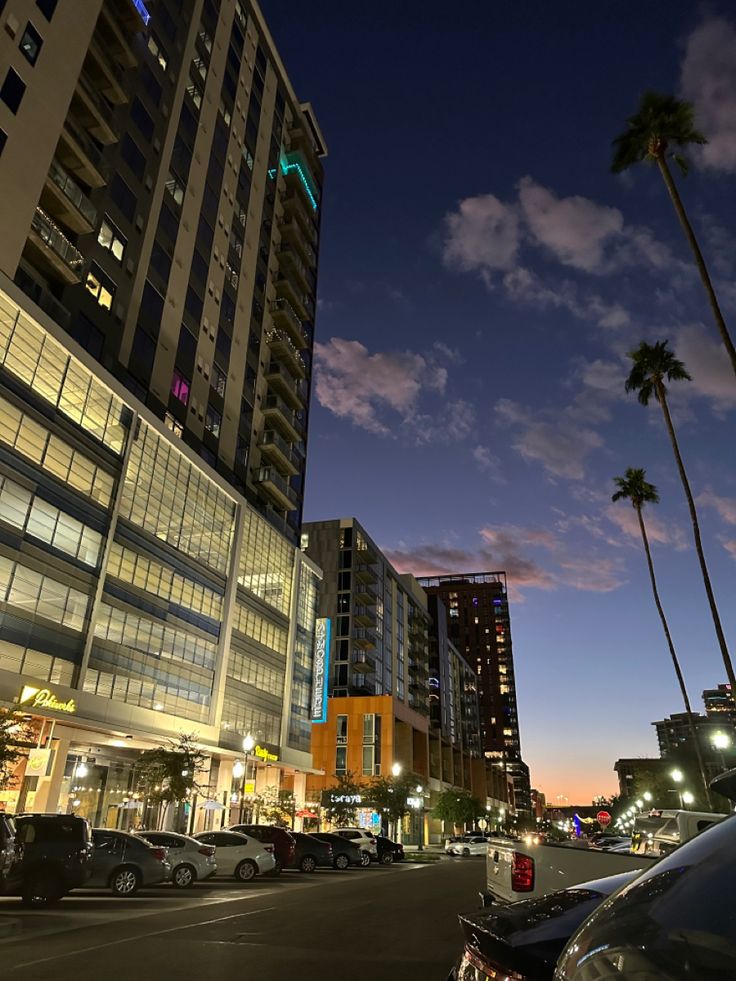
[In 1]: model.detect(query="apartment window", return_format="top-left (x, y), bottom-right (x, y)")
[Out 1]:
top-left (130, 98), bottom-right (154, 142)
top-left (0, 129), bottom-right (6, 158)
top-left (85, 263), bottom-right (115, 311)
top-left (164, 413), bottom-right (183, 438)
top-left (97, 216), bottom-right (126, 262)
top-left (19, 23), bottom-right (43, 65)
top-left (204, 405), bottom-right (221, 439)
top-left (336, 715), bottom-right (348, 745)
top-left (147, 33), bottom-right (168, 71)
top-left (1, 69), bottom-right (25, 115)
top-left (164, 173), bottom-right (185, 206)
top-left (110, 174), bottom-right (136, 222)
top-left (171, 370), bottom-right (190, 405)
top-left (211, 363), bottom-right (226, 398)
top-left (35, 0), bottom-right (57, 21)
top-left (186, 75), bottom-right (203, 110)
top-left (120, 134), bottom-right (145, 180)
top-left (335, 746), bottom-right (347, 776)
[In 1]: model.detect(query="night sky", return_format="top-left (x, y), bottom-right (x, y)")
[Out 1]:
top-left (263, 0), bottom-right (736, 803)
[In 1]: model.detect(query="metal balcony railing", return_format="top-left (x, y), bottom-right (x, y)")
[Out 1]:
top-left (48, 159), bottom-right (97, 226)
top-left (30, 209), bottom-right (84, 273)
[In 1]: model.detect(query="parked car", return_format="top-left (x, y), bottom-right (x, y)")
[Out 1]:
top-left (308, 832), bottom-right (362, 869)
top-left (9, 813), bottom-right (93, 907)
top-left (332, 827), bottom-right (378, 866)
top-left (450, 871), bottom-right (637, 981)
top-left (556, 813), bottom-right (736, 979)
top-left (602, 837), bottom-right (632, 854)
top-left (137, 830), bottom-right (216, 888)
top-left (445, 834), bottom-right (469, 854)
top-left (87, 829), bottom-right (170, 896)
top-left (447, 835), bottom-right (489, 857)
top-left (0, 813), bottom-right (16, 893)
top-left (375, 835), bottom-right (404, 864)
top-left (194, 830), bottom-right (275, 881)
top-left (286, 831), bottom-right (333, 872)
top-left (228, 824), bottom-right (295, 874)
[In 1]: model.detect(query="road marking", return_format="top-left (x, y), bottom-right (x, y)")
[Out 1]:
top-left (8, 906), bottom-right (276, 971)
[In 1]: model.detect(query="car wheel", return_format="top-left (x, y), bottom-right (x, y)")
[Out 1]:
top-left (21, 871), bottom-right (63, 908)
top-left (111, 866), bottom-right (140, 897)
top-left (235, 860), bottom-right (257, 882)
top-left (462, 847), bottom-right (470, 857)
top-left (334, 854), bottom-right (350, 870)
top-left (381, 851), bottom-right (394, 865)
top-left (359, 851), bottom-right (371, 867)
top-left (299, 854), bottom-right (317, 873)
top-left (172, 863), bottom-right (196, 889)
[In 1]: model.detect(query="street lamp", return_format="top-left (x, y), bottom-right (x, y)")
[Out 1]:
top-left (671, 768), bottom-right (684, 784)
top-left (712, 731), bottom-right (731, 771)
top-left (243, 734), bottom-right (256, 753)
top-left (635, 799), bottom-right (643, 810)
top-left (643, 791), bottom-right (653, 803)
top-left (682, 790), bottom-right (695, 807)
top-left (232, 760), bottom-right (244, 779)
top-left (391, 762), bottom-right (402, 778)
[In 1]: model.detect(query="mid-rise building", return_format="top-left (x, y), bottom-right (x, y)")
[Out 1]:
top-left (418, 572), bottom-right (530, 814)
top-left (703, 684), bottom-right (736, 727)
top-left (0, 0), bottom-right (326, 827)
top-left (1, 0), bottom-right (325, 544)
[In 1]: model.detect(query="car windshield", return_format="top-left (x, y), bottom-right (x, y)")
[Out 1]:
top-left (559, 814), bottom-right (736, 979)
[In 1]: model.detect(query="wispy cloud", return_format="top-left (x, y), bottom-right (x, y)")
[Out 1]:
top-left (472, 445), bottom-right (505, 481)
top-left (674, 326), bottom-right (736, 413)
top-left (681, 16), bottom-right (736, 173)
top-left (697, 487), bottom-right (736, 525)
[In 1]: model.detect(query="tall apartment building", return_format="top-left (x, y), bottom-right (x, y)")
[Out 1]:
top-left (703, 684), bottom-right (736, 727)
top-left (0, 0), bottom-right (324, 544)
top-left (0, 0), bottom-right (325, 828)
top-left (418, 572), bottom-right (530, 814)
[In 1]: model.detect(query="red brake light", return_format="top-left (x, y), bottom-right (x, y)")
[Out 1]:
top-left (198, 846), bottom-right (215, 857)
top-left (511, 851), bottom-right (534, 892)
top-left (150, 847), bottom-right (167, 863)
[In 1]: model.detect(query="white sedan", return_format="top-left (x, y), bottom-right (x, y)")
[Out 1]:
top-left (447, 835), bottom-right (489, 856)
top-left (194, 830), bottom-right (276, 881)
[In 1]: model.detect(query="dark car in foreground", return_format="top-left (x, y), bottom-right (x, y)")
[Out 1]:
top-left (87, 829), bottom-right (170, 896)
top-left (8, 813), bottom-right (93, 906)
top-left (229, 824), bottom-right (295, 874)
top-left (309, 832), bottom-right (361, 869)
top-left (0, 813), bottom-right (15, 892)
top-left (375, 835), bottom-right (404, 865)
top-left (556, 813), bottom-right (736, 980)
top-left (452, 872), bottom-right (636, 980)
top-left (287, 831), bottom-right (333, 872)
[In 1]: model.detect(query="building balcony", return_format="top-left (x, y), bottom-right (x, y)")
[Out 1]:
top-left (117, 0), bottom-right (151, 31)
top-left (258, 429), bottom-right (300, 477)
top-left (265, 328), bottom-right (306, 378)
top-left (262, 394), bottom-right (305, 443)
top-left (354, 581), bottom-right (378, 604)
top-left (58, 117), bottom-right (110, 188)
top-left (353, 604), bottom-right (376, 625)
top-left (41, 159), bottom-right (98, 234)
top-left (278, 247), bottom-right (314, 294)
top-left (353, 628), bottom-right (377, 651)
top-left (352, 652), bottom-right (376, 674)
top-left (275, 274), bottom-right (314, 323)
top-left (355, 561), bottom-right (379, 583)
top-left (279, 217), bottom-right (317, 263)
top-left (270, 298), bottom-right (309, 350)
top-left (73, 73), bottom-right (119, 145)
top-left (282, 192), bottom-right (319, 243)
top-left (265, 362), bottom-right (307, 410)
top-left (98, 2), bottom-right (140, 69)
top-left (281, 150), bottom-right (320, 210)
top-left (25, 209), bottom-right (85, 285)
top-left (86, 39), bottom-right (128, 105)
top-left (254, 466), bottom-right (299, 512)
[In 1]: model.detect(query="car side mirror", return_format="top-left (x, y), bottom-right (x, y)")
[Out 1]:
top-left (709, 767), bottom-right (736, 804)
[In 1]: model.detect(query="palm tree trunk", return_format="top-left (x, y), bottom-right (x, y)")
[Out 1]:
top-left (636, 505), bottom-right (712, 808)
top-left (656, 156), bottom-right (736, 378)
top-left (656, 381), bottom-right (736, 693)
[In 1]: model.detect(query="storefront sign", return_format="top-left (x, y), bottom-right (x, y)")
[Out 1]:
top-left (254, 744), bottom-right (278, 763)
top-left (19, 685), bottom-right (77, 714)
top-left (26, 748), bottom-right (51, 777)
top-left (311, 617), bottom-right (331, 723)
top-left (407, 796), bottom-right (423, 810)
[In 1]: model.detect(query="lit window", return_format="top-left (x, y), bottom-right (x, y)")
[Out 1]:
top-left (192, 56), bottom-right (207, 81)
top-left (186, 75), bottom-right (202, 109)
top-left (164, 413), bottom-right (183, 438)
top-left (85, 262), bottom-right (115, 310)
top-left (165, 173), bottom-right (185, 205)
top-left (171, 370), bottom-right (190, 405)
top-left (97, 216), bottom-right (126, 262)
top-left (211, 363), bottom-right (226, 398)
top-left (20, 23), bottom-right (43, 66)
top-left (204, 405), bottom-right (221, 439)
top-left (147, 33), bottom-right (167, 71)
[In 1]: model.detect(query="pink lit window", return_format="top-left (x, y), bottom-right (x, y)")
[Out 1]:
top-left (171, 370), bottom-right (190, 405)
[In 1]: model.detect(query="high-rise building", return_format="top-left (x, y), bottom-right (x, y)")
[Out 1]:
top-left (0, 0), bottom-right (325, 828)
top-left (703, 684), bottom-right (736, 727)
top-left (0, 0), bottom-right (325, 544)
top-left (418, 572), bottom-right (530, 814)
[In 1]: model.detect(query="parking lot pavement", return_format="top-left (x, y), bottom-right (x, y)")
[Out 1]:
top-left (2, 858), bottom-right (484, 980)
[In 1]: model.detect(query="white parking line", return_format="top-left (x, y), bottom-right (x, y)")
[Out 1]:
top-left (9, 905), bottom-right (276, 970)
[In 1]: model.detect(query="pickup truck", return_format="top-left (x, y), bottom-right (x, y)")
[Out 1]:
top-left (482, 807), bottom-right (727, 905)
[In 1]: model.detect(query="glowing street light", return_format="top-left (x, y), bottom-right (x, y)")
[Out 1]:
top-left (232, 760), bottom-right (245, 779)
top-left (670, 768), bottom-right (684, 784)
top-left (682, 790), bottom-right (695, 807)
top-left (391, 762), bottom-right (402, 778)
top-left (635, 799), bottom-right (643, 809)
top-left (243, 734), bottom-right (256, 753)
top-left (643, 791), bottom-right (653, 803)
top-left (712, 732), bottom-right (731, 751)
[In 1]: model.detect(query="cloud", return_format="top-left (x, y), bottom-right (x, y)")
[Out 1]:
top-left (723, 539), bottom-right (736, 559)
top-left (697, 487), bottom-right (736, 525)
top-left (681, 17), bottom-right (736, 173)
top-left (386, 523), bottom-right (626, 601)
top-left (604, 503), bottom-right (688, 550)
top-left (674, 326), bottom-right (736, 411)
top-left (496, 398), bottom-right (604, 480)
top-left (502, 266), bottom-right (631, 329)
top-left (443, 194), bottom-right (520, 275)
top-left (472, 445), bottom-right (504, 481)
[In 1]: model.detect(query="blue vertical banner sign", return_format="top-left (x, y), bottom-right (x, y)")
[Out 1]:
top-left (311, 617), bottom-right (331, 723)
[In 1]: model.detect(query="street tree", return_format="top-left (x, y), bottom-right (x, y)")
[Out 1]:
top-left (612, 93), bottom-right (736, 377)
top-left (367, 771), bottom-right (420, 837)
top-left (612, 467), bottom-right (711, 808)
top-left (432, 788), bottom-right (483, 833)
top-left (625, 341), bottom-right (736, 695)
top-left (322, 771), bottom-right (362, 826)
top-left (135, 732), bottom-right (209, 830)
top-left (0, 706), bottom-right (33, 791)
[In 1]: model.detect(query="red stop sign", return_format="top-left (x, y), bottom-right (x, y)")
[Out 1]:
top-left (597, 810), bottom-right (612, 827)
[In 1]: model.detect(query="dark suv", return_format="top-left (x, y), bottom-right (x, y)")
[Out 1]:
top-left (0, 813), bottom-right (16, 893)
top-left (229, 824), bottom-right (295, 874)
top-left (9, 813), bottom-right (93, 906)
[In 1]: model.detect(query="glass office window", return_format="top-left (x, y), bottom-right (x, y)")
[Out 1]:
top-left (231, 601), bottom-right (287, 654)
top-left (238, 506), bottom-right (294, 615)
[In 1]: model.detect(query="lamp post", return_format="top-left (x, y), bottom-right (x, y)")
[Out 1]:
top-left (242, 733), bottom-right (256, 821)
top-left (671, 768), bottom-right (684, 808)
top-left (682, 790), bottom-right (695, 809)
top-left (712, 731), bottom-right (731, 771)
top-left (415, 784), bottom-right (424, 851)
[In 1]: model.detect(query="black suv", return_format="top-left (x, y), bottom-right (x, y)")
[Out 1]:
top-left (0, 813), bottom-right (16, 893)
top-left (9, 814), bottom-right (93, 906)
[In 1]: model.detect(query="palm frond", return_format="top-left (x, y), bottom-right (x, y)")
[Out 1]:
top-left (611, 92), bottom-right (708, 173)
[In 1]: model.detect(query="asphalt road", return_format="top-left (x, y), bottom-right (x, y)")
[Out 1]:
top-left (1, 857), bottom-right (484, 979)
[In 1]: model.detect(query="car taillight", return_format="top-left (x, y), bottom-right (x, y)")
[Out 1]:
top-left (264, 844), bottom-right (274, 854)
top-left (198, 846), bottom-right (215, 857)
top-left (511, 852), bottom-right (534, 892)
top-left (460, 946), bottom-right (527, 980)
top-left (150, 847), bottom-right (168, 863)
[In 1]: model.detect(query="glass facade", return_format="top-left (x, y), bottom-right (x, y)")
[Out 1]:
top-left (288, 559), bottom-right (320, 752)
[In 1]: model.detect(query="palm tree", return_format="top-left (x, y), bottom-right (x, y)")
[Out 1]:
top-left (612, 93), bottom-right (736, 378)
top-left (612, 468), bottom-right (711, 807)
top-left (626, 341), bottom-right (736, 695)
